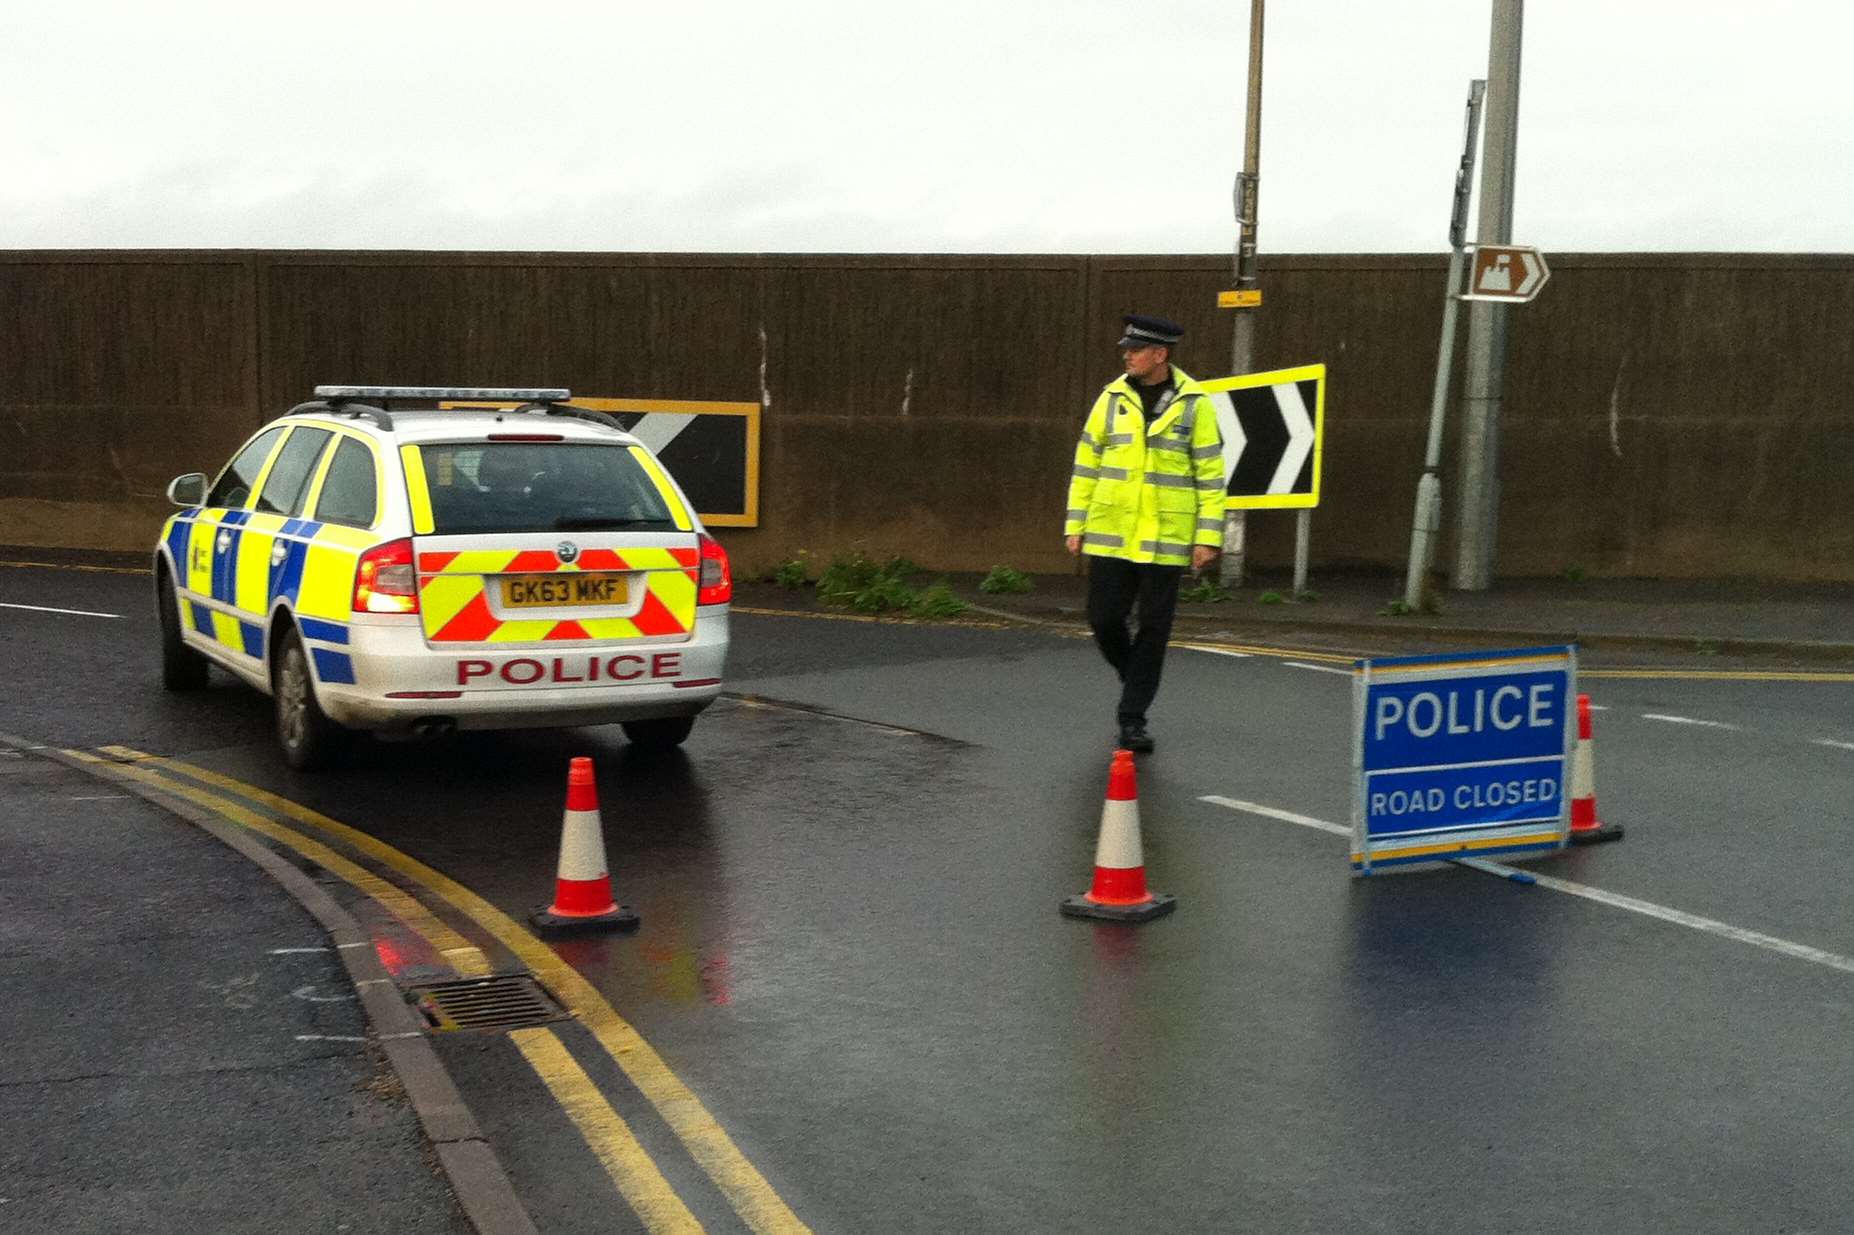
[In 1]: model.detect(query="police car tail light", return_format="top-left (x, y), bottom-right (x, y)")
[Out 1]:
top-left (697, 534), bottom-right (733, 605)
top-left (353, 538), bottom-right (420, 614)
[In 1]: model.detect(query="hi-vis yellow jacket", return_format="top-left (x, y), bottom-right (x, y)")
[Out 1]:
top-left (1064, 368), bottom-right (1225, 566)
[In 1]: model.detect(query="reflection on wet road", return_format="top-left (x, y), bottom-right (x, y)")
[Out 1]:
top-left (7, 564), bottom-right (1854, 1232)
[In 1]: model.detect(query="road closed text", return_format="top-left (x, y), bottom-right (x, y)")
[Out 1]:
top-left (456, 652), bottom-right (683, 686)
top-left (1370, 776), bottom-right (1558, 821)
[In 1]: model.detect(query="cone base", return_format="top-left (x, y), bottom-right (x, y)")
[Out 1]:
top-left (530, 903), bottom-right (640, 934)
top-left (1568, 822), bottom-right (1625, 846)
top-left (1060, 892), bottom-right (1176, 923)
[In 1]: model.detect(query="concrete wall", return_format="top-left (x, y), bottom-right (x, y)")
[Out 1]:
top-left (4, 250), bottom-right (1850, 581)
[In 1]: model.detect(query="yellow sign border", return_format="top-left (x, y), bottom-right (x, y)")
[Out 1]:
top-left (1200, 363), bottom-right (1325, 511)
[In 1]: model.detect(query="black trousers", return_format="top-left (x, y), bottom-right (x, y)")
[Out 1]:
top-left (1085, 555), bottom-right (1183, 725)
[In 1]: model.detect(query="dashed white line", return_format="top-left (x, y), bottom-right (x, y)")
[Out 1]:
top-left (1182, 645), bottom-right (1253, 659)
top-left (1200, 796), bottom-right (1854, 976)
top-left (1642, 713), bottom-right (1741, 731)
top-left (1199, 795), bottom-right (1350, 837)
top-left (0, 601), bottom-right (121, 619)
top-left (1812, 739), bottom-right (1854, 753)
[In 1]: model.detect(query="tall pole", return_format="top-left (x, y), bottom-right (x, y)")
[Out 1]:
top-left (1220, 0), bottom-right (1264, 588)
top-left (1452, 0), bottom-right (1523, 590)
top-left (1402, 80), bottom-right (1486, 611)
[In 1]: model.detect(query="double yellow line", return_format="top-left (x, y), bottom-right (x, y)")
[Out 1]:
top-left (70, 746), bottom-right (809, 1235)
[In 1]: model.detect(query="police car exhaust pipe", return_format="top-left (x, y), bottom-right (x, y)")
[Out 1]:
top-left (412, 718), bottom-right (456, 738)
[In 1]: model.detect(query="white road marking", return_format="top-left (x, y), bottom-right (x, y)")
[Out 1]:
top-left (67, 794), bottom-right (129, 802)
top-left (0, 601), bottom-right (120, 619)
top-left (1284, 661), bottom-right (1350, 676)
top-left (292, 984), bottom-right (358, 1003)
top-left (1182, 644), bottom-right (1253, 659)
top-left (295, 1034), bottom-right (369, 1043)
top-left (1453, 856), bottom-right (1537, 884)
top-left (270, 947), bottom-right (330, 954)
top-left (1812, 739), bottom-right (1854, 752)
top-left (1199, 795), bottom-right (1351, 837)
top-left (1642, 713), bottom-right (1741, 731)
top-left (1200, 797), bottom-right (1854, 976)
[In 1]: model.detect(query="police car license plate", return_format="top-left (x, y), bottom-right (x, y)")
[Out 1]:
top-left (500, 572), bottom-right (629, 609)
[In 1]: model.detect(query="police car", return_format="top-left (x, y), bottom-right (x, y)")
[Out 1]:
top-left (154, 387), bottom-right (732, 769)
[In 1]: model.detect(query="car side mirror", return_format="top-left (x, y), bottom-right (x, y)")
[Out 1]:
top-left (167, 473), bottom-right (208, 507)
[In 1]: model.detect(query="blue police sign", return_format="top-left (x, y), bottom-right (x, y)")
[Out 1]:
top-left (1352, 646), bottom-right (1576, 872)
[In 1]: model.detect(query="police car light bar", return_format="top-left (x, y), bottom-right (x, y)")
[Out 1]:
top-left (313, 386), bottom-right (572, 402)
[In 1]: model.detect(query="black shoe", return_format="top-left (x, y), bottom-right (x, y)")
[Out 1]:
top-left (1117, 722), bottom-right (1154, 753)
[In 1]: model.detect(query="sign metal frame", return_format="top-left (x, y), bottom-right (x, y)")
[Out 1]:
top-left (1351, 644), bottom-right (1576, 874)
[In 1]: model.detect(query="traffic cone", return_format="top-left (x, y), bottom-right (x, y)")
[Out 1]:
top-left (531, 757), bottom-right (640, 934)
top-left (1061, 749), bottom-right (1176, 923)
top-left (1567, 694), bottom-right (1624, 846)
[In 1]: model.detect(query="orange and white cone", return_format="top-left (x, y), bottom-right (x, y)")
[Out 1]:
top-left (531, 756), bottom-right (640, 933)
top-left (1061, 749), bottom-right (1176, 923)
top-left (1567, 694), bottom-right (1624, 846)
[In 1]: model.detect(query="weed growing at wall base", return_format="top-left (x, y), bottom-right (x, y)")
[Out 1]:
top-left (978, 566), bottom-right (1033, 595)
top-left (816, 551), bottom-right (965, 617)
top-left (909, 583), bottom-right (968, 618)
top-left (769, 552), bottom-right (812, 588)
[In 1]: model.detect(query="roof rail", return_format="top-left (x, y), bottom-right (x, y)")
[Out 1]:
top-left (539, 405), bottom-right (624, 432)
top-left (286, 399), bottom-right (394, 431)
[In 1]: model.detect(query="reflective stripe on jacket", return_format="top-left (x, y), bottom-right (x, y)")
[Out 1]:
top-left (1063, 367), bottom-right (1225, 566)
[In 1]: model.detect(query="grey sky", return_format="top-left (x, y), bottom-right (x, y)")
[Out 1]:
top-left (4, 1), bottom-right (1848, 253)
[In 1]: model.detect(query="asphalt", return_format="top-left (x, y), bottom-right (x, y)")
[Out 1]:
top-left (5, 550), bottom-right (1853, 1233)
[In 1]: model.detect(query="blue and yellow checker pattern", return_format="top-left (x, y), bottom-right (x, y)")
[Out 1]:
top-left (159, 421), bottom-right (388, 685)
top-left (162, 507), bottom-right (379, 685)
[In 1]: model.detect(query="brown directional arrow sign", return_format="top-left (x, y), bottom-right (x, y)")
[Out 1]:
top-left (1460, 244), bottom-right (1550, 303)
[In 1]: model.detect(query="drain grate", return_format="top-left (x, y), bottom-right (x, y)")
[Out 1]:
top-left (410, 975), bottom-right (567, 1032)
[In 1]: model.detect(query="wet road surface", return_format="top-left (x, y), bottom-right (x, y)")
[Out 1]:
top-left (5, 562), bottom-right (1854, 1232)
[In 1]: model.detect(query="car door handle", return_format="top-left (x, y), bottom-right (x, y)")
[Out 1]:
top-left (270, 542), bottom-right (289, 564)
top-left (216, 530), bottom-right (232, 552)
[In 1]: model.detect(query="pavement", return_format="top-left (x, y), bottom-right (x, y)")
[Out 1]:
top-left (0, 742), bottom-right (480, 1234)
top-left (4, 549), bottom-right (1853, 1234)
top-left (733, 566), bottom-right (1854, 666)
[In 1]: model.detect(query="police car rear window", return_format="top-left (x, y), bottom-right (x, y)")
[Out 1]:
top-left (419, 443), bottom-right (678, 535)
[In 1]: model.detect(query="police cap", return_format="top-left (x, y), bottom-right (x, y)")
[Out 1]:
top-left (1117, 314), bottom-right (1184, 348)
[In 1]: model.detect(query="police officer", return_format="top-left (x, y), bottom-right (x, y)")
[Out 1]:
top-left (1064, 314), bottom-right (1224, 753)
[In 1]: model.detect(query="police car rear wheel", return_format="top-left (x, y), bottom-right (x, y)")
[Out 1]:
top-left (157, 567), bottom-right (209, 692)
top-left (620, 716), bottom-right (694, 750)
top-left (275, 629), bottom-right (343, 770)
